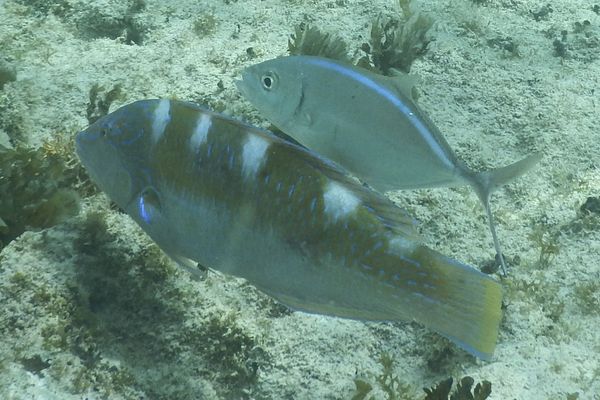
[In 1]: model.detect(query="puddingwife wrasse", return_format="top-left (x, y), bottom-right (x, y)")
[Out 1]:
top-left (76, 99), bottom-right (502, 359)
top-left (237, 55), bottom-right (542, 275)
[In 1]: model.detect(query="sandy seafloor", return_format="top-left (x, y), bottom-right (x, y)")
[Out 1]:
top-left (0, 0), bottom-right (599, 399)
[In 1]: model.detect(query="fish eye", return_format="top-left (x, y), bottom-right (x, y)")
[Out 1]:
top-left (261, 72), bottom-right (277, 91)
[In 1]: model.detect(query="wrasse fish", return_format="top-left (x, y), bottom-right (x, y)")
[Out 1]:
top-left (76, 99), bottom-right (502, 359)
top-left (236, 55), bottom-right (542, 274)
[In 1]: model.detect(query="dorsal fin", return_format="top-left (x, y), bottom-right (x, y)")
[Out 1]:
top-left (359, 65), bottom-right (420, 102)
top-left (385, 71), bottom-right (420, 101)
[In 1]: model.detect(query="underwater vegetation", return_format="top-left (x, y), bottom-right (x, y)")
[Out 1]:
top-left (423, 377), bottom-right (491, 400)
top-left (193, 12), bottom-right (219, 39)
top-left (551, 19), bottom-right (599, 62)
top-left (0, 59), bottom-right (17, 90)
top-left (0, 81), bottom-right (117, 252)
top-left (12, 0), bottom-right (149, 45)
top-left (501, 193), bottom-right (600, 342)
top-left (287, 1), bottom-right (432, 75)
top-left (352, 354), bottom-right (492, 400)
top-left (0, 139), bottom-right (82, 251)
top-left (528, 225), bottom-right (560, 269)
top-left (357, 12), bottom-right (433, 75)
top-left (86, 83), bottom-right (124, 124)
top-left (77, 0), bottom-right (147, 45)
top-left (0, 209), bottom-right (268, 399)
top-left (353, 353), bottom-right (415, 400)
top-left (75, 211), bottom-right (268, 399)
top-left (288, 23), bottom-right (351, 63)
top-left (0, 83), bottom-right (114, 251)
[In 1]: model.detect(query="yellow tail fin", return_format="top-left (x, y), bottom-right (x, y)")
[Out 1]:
top-left (408, 245), bottom-right (503, 360)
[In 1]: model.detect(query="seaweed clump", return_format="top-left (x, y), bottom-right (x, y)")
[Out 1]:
top-left (552, 20), bottom-right (600, 63)
top-left (193, 13), bottom-right (219, 38)
top-left (358, 11), bottom-right (433, 75)
top-left (287, 3), bottom-right (432, 76)
top-left (71, 212), bottom-right (268, 398)
top-left (352, 353), bottom-right (416, 399)
top-left (0, 141), bottom-right (81, 250)
top-left (86, 83), bottom-right (123, 124)
top-left (288, 23), bottom-right (351, 63)
top-left (528, 225), bottom-right (560, 269)
top-left (424, 376), bottom-right (491, 400)
top-left (75, 0), bottom-right (148, 45)
top-left (191, 312), bottom-right (267, 396)
top-left (352, 354), bottom-right (492, 400)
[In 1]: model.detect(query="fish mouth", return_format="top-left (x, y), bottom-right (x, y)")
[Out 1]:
top-left (236, 68), bottom-right (258, 97)
top-left (234, 76), bottom-right (250, 98)
top-left (74, 131), bottom-right (89, 164)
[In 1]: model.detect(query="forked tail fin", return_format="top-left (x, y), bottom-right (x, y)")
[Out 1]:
top-left (471, 153), bottom-right (542, 275)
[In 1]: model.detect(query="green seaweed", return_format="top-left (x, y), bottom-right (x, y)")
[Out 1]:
top-left (424, 377), bottom-right (491, 400)
top-left (574, 278), bottom-right (600, 316)
top-left (288, 23), bottom-right (351, 63)
top-left (528, 225), bottom-right (560, 269)
top-left (86, 83), bottom-right (123, 124)
top-left (287, 11), bottom-right (431, 76)
top-left (398, 0), bottom-right (412, 17)
top-left (507, 273), bottom-right (566, 325)
top-left (0, 142), bottom-right (81, 251)
top-left (352, 358), bottom-right (493, 400)
top-left (453, 377), bottom-right (491, 400)
top-left (191, 312), bottom-right (265, 392)
top-left (69, 209), bottom-right (269, 398)
top-left (378, 353), bottom-right (414, 399)
top-left (76, 0), bottom-right (147, 45)
top-left (352, 353), bottom-right (416, 400)
top-left (423, 378), bottom-right (453, 399)
top-left (352, 378), bottom-right (374, 400)
top-left (358, 12), bottom-right (432, 75)
top-left (193, 13), bottom-right (219, 38)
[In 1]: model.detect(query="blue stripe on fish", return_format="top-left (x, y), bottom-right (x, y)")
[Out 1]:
top-left (303, 57), bottom-right (454, 169)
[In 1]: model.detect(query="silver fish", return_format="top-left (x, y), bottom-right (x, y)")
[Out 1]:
top-left (236, 55), bottom-right (542, 274)
top-left (76, 99), bottom-right (502, 359)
